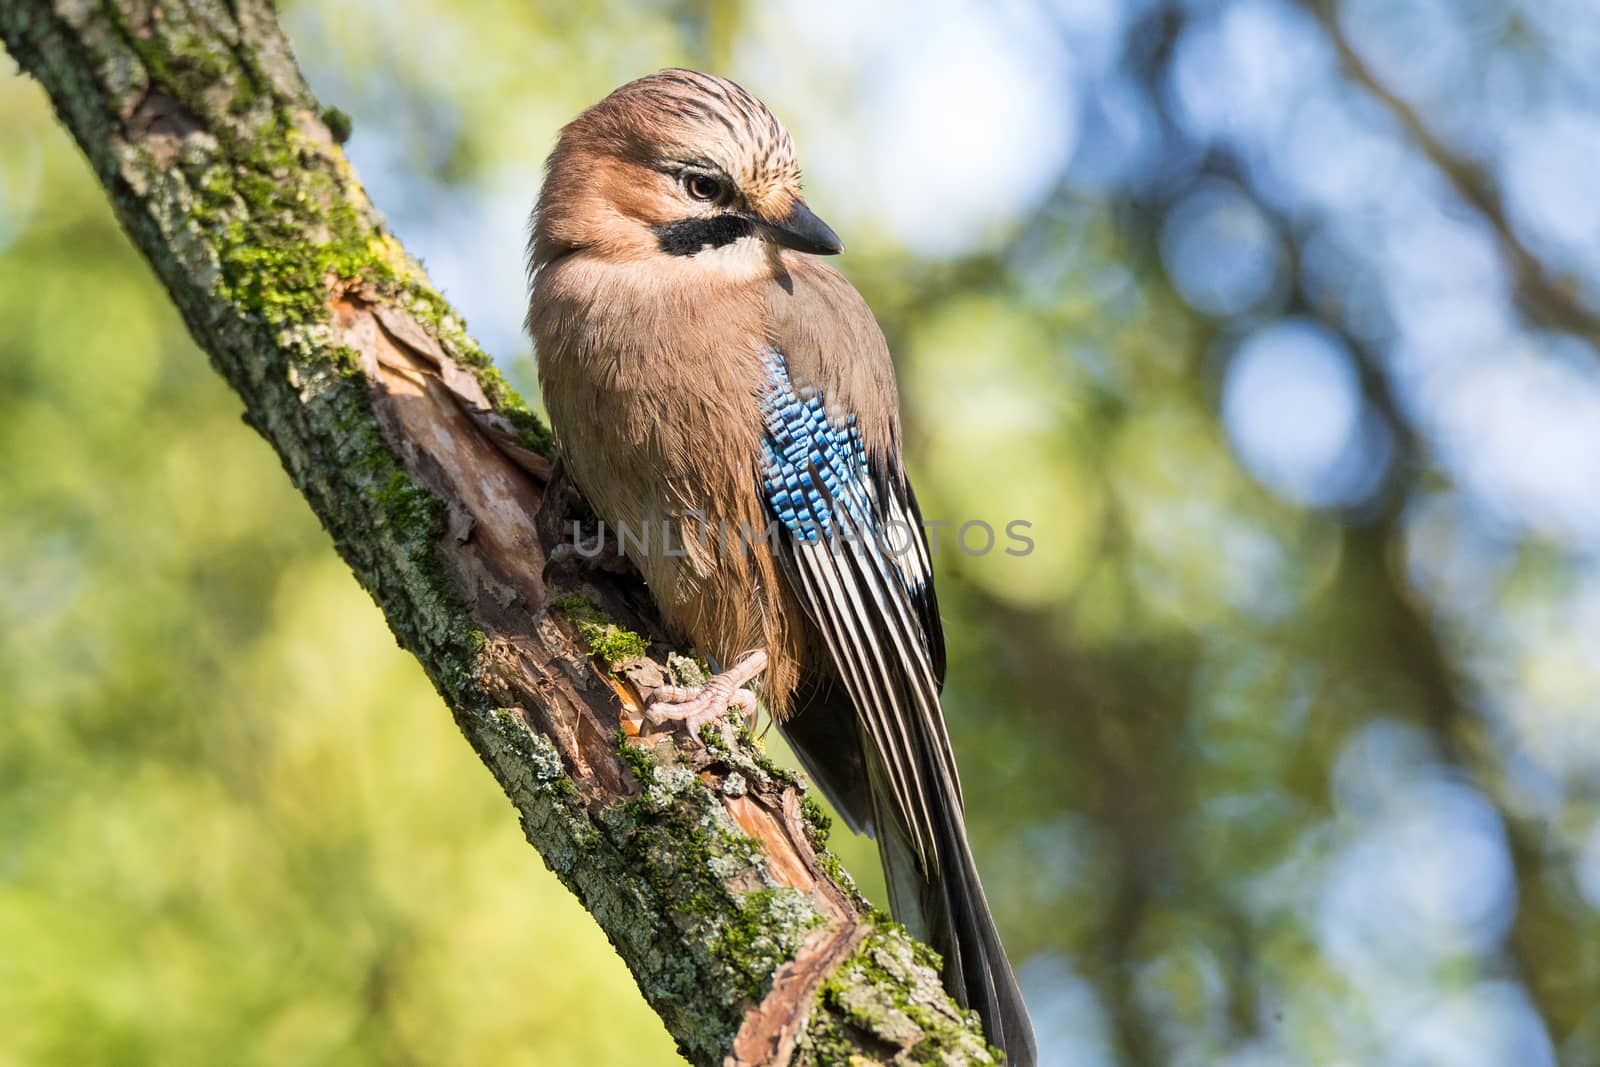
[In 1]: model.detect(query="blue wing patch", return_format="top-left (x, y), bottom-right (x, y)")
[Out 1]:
top-left (759, 347), bottom-right (872, 543)
top-left (757, 345), bottom-right (945, 686)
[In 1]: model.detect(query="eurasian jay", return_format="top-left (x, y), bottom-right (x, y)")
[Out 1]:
top-left (527, 69), bottom-right (1036, 1064)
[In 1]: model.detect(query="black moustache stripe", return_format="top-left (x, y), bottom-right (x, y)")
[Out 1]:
top-left (653, 214), bottom-right (754, 256)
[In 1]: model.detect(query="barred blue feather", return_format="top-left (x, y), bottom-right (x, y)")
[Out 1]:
top-left (759, 347), bottom-right (873, 542)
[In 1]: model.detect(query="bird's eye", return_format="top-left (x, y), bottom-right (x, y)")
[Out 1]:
top-left (685, 174), bottom-right (723, 202)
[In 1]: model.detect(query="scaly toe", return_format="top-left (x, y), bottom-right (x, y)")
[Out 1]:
top-left (645, 682), bottom-right (737, 733)
top-left (727, 688), bottom-right (759, 731)
top-left (643, 649), bottom-right (768, 740)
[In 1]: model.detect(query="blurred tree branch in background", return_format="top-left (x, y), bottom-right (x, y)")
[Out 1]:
top-left (1298, 0), bottom-right (1600, 345)
top-left (0, 2), bottom-right (999, 1063)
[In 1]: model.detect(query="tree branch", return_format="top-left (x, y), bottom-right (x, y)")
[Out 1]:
top-left (0, 1), bottom-right (998, 1062)
top-left (1301, 0), bottom-right (1600, 344)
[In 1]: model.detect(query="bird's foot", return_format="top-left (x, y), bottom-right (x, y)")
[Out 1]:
top-left (646, 650), bottom-right (767, 741)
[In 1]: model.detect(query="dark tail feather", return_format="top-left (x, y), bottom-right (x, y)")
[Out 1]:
top-left (782, 675), bottom-right (876, 836)
top-left (781, 683), bottom-right (1036, 1063)
top-left (869, 733), bottom-right (1037, 1067)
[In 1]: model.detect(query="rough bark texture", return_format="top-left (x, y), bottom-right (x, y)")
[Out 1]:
top-left (0, 2), bottom-right (999, 1063)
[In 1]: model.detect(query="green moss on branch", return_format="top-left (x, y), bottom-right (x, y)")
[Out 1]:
top-left (803, 926), bottom-right (1002, 1065)
top-left (552, 595), bottom-right (650, 669)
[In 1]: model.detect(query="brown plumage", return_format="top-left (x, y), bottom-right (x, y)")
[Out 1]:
top-left (527, 70), bottom-right (1036, 1064)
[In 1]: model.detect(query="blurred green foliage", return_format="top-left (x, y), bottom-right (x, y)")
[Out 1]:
top-left (0, 57), bottom-right (684, 1066)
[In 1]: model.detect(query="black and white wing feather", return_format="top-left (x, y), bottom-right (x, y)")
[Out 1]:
top-left (757, 346), bottom-right (1033, 1062)
top-left (757, 347), bottom-right (956, 860)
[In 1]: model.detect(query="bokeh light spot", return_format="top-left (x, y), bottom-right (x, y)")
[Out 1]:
top-left (1223, 320), bottom-right (1378, 508)
top-left (1161, 182), bottom-right (1283, 316)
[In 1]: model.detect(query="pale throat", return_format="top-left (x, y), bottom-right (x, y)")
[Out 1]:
top-left (663, 232), bottom-right (781, 284)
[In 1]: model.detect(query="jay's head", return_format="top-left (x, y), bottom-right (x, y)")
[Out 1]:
top-left (531, 70), bottom-right (841, 268)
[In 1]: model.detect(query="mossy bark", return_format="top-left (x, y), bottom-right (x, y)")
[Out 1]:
top-left (0, 2), bottom-right (999, 1063)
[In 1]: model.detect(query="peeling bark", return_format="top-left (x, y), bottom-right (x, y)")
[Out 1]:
top-left (0, 1), bottom-right (1000, 1063)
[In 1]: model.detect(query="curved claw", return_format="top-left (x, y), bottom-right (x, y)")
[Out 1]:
top-left (645, 650), bottom-right (767, 737)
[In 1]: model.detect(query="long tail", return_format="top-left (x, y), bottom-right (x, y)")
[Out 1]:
top-left (867, 729), bottom-right (1037, 1066)
top-left (783, 684), bottom-right (1036, 1065)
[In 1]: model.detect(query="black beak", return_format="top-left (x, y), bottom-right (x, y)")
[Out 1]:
top-left (760, 201), bottom-right (843, 256)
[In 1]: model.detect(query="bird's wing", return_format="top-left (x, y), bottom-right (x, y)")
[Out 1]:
top-left (756, 344), bottom-right (959, 864)
top-left (760, 267), bottom-right (1034, 1060)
